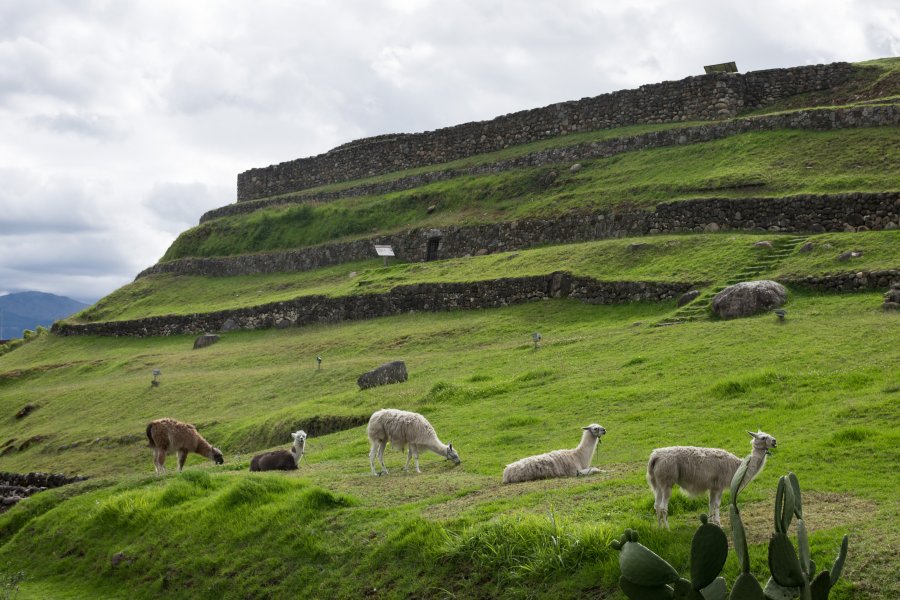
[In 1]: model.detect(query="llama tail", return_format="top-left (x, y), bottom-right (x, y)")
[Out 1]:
top-left (646, 455), bottom-right (659, 492)
top-left (146, 423), bottom-right (156, 448)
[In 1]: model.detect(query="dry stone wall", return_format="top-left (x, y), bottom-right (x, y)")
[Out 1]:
top-left (779, 270), bottom-right (899, 292)
top-left (237, 62), bottom-right (855, 201)
top-left (208, 104), bottom-right (899, 223)
top-left (54, 274), bottom-right (698, 337)
top-left (141, 192), bottom-right (900, 279)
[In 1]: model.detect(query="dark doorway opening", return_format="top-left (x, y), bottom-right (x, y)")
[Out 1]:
top-left (426, 238), bottom-right (441, 261)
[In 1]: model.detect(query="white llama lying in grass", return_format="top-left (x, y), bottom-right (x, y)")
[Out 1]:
top-left (367, 408), bottom-right (460, 476)
top-left (146, 418), bottom-right (224, 475)
top-left (502, 424), bottom-right (606, 484)
top-left (647, 430), bottom-right (777, 528)
top-left (250, 430), bottom-right (307, 471)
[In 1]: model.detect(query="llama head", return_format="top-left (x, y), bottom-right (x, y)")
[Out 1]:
top-left (291, 430), bottom-right (307, 445)
top-left (583, 423), bottom-right (607, 442)
top-left (211, 447), bottom-right (225, 465)
top-left (446, 443), bottom-right (461, 465)
top-left (748, 430), bottom-right (777, 454)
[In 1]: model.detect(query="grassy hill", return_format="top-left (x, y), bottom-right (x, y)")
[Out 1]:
top-left (0, 57), bottom-right (898, 599)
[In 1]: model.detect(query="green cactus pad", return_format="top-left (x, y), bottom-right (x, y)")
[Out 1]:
top-left (773, 478), bottom-right (785, 534)
top-left (787, 472), bottom-right (803, 519)
top-left (620, 540), bottom-right (681, 586)
top-left (690, 520), bottom-right (728, 590)
top-left (619, 576), bottom-right (675, 600)
top-left (729, 572), bottom-right (765, 600)
top-left (763, 577), bottom-right (800, 600)
top-left (829, 535), bottom-right (848, 586)
top-left (730, 455), bottom-right (751, 504)
top-left (810, 571), bottom-right (832, 600)
top-left (768, 532), bottom-right (805, 587)
top-left (797, 519), bottom-right (810, 575)
top-left (699, 576), bottom-right (726, 600)
top-left (730, 504), bottom-right (750, 574)
top-left (780, 478), bottom-right (795, 534)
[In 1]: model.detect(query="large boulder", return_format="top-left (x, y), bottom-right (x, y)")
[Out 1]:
top-left (358, 361), bottom-right (408, 390)
top-left (193, 333), bottom-right (220, 349)
top-left (712, 281), bottom-right (787, 319)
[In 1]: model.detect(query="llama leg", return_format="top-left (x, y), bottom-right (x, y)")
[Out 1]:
top-left (377, 441), bottom-right (389, 475)
top-left (154, 449), bottom-right (167, 475)
top-left (709, 490), bottom-right (723, 525)
top-left (577, 467), bottom-right (600, 476)
top-left (655, 486), bottom-right (672, 529)
top-left (403, 446), bottom-right (413, 472)
top-left (177, 449), bottom-right (188, 472)
top-left (369, 442), bottom-right (378, 476)
top-left (412, 445), bottom-right (420, 473)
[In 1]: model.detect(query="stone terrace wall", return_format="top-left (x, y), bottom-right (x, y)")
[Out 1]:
top-left (54, 274), bottom-right (698, 337)
top-left (206, 104), bottom-right (899, 223)
top-left (779, 270), bottom-right (899, 292)
top-left (141, 192), bottom-right (899, 279)
top-left (237, 62), bottom-right (855, 201)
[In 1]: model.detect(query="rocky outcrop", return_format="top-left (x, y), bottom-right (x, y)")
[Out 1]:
top-left (358, 361), bottom-right (408, 390)
top-left (193, 333), bottom-right (220, 349)
top-left (712, 281), bottom-right (788, 319)
top-left (0, 471), bottom-right (88, 512)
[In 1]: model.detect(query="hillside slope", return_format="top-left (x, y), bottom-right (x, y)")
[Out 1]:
top-left (0, 57), bottom-right (898, 599)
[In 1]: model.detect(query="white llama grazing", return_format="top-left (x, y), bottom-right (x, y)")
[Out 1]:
top-left (502, 424), bottom-right (606, 484)
top-left (647, 430), bottom-right (777, 528)
top-left (367, 408), bottom-right (460, 476)
top-left (146, 418), bottom-right (224, 475)
top-left (250, 430), bottom-right (307, 471)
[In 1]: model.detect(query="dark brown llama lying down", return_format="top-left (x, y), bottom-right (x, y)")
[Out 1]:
top-left (250, 430), bottom-right (307, 471)
top-left (146, 418), bottom-right (224, 475)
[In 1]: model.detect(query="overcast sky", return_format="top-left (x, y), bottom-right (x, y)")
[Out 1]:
top-left (0, 0), bottom-right (897, 303)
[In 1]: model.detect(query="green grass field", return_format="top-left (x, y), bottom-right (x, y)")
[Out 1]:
top-left (1, 293), bottom-right (898, 598)
top-left (0, 57), bottom-right (898, 599)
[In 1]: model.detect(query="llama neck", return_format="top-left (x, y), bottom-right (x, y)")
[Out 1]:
top-left (573, 430), bottom-right (599, 469)
top-left (195, 438), bottom-right (214, 459)
top-left (291, 441), bottom-right (305, 464)
top-left (423, 437), bottom-right (448, 457)
top-left (745, 443), bottom-right (769, 481)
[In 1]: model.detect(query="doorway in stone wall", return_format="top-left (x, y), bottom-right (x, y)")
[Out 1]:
top-left (426, 237), bottom-right (441, 261)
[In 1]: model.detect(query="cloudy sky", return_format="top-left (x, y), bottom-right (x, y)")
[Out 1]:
top-left (0, 0), bottom-right (897, 303)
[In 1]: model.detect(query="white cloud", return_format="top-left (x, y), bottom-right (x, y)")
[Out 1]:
top-left (0, 0), bottom-right (896, 303)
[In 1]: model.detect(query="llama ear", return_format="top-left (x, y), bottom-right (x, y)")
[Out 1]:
top-left (448, 443), bottom-right (453, 450)
top-left (747, 430), bottom-right (758, 438)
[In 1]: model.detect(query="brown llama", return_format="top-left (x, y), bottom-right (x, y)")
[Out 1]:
top-left (146, 418), bottom-right (224, 475)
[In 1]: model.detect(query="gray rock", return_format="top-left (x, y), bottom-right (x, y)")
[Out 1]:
top-left (884, 285), bottom-right (900, 304)
top-left (193, 333), bottom-right (220, 349)
top-left (110, 551), bottom-right (129, 567)
top-left (570, 163), bottom-right (582, 173)
top-left (837, 250), bottom-right (863, 261)
top-left (677, 290), bottom-right (701, 307)
top-left (628, 243), bottom-right (652, 252)
top-left (219, 318), bottom-right (240, 332)
top-left (275, 319), bottom-right (293, 330)
top-left (753, 241), bottom-right (773, 249)
top-left (798, 242), bottom-right (814, 253)
top-left (15, 404), bottom-right (37, 419)
top-left (712, 281), bottom-right (788, 319)
top-left (882, 301), bottom-right (899, 311)
top-left (358, 361), bottom-right (408, 390)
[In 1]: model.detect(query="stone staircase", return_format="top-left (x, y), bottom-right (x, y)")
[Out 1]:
top-left (654, 235), bottom-right (808, 327)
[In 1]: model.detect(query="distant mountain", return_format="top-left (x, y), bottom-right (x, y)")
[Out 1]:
top-left (0, 292), bottom-right (89, 339)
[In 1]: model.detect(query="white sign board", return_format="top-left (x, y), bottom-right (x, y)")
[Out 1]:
top-left (374, 245), bottom-right (395, 257)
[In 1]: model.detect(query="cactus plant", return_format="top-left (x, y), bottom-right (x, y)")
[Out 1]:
top-left (613, 517), bottom-right (728, 600)
top-left (728, 455), bottom-right (765, 600)
top-left (764, 473), bottom-right (849, 600)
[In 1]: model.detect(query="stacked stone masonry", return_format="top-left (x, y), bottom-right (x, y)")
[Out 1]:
top-left (210, 104), bottom-right (899, 223)
top-left (237, 62), bottom-right (856, 201)
top-left (142, 193), bottom-right (900, 280)
top-left (54, 275), bottom-right (698, 337)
